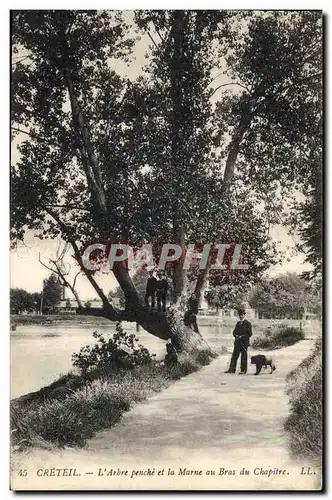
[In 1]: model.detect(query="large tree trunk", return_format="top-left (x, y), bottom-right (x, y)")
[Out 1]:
top-left (76, 303), bottom-right (216, 358)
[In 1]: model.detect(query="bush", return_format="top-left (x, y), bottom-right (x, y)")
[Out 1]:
top-left (284, 337), bottom-right (322, 462)
top-left (72, 322), bottom-right (156, 374)
top-left (165, 355), bottom-right (200, 380)
top-left (251, 324), bottom-right (304, 350)
top-left (195, 350), bottom-right (213, 366)
top-left (286, 336), bottom-right (322, 394)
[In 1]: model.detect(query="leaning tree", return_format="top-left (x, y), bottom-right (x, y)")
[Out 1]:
top-left (11, 10), bottom-right (322, 356)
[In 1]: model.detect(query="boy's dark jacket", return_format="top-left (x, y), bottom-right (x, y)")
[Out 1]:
top-left (233, 319), bottom-right (252, 347)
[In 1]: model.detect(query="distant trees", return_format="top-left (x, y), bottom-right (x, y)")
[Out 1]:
top-left (42, 273), bottom-right (62, 313)
top-left (248, 272), bottom-right (321, 319)
top-left (204, 286), bottom-right (247, 312)
top-left (11, 288), bottom-right (32, 314)
top-left (11, 273), bottom-right (62, 315)
top-left (10, 288), bottom-right (41, 314)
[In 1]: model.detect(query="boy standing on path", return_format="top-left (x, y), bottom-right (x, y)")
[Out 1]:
top-left (225, 308), bottom-right (252, 374)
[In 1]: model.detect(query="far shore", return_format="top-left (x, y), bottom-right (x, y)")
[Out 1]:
top-left (10, 313), bottom-right (314, 330)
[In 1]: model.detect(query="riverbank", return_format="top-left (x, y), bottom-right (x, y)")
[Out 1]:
top-left (11, 314), bottom-right (112, 326)
top-left (11, 313), bottom-right (313, 330)
top-left (11, 353), bottom-right (215, 450)
top-left (11, 338), bottom-right (321, 491)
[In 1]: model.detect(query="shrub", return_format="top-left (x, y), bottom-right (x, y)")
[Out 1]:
top-left (72, 322), bottom-right (156, 374)
top-left (284, 337), bottom-right (322, 462)
top-left (165, 355), bottom-right (200, 380)
top-left (286, 336), bottom-right (322, 397)
top-left (195, 349), bottom-right (213, 366)
top-left (251, 324), bottom-right (304, 350)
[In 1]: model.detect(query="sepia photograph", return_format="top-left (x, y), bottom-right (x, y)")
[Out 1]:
top-left (10, 9), bottom-right (323, 491)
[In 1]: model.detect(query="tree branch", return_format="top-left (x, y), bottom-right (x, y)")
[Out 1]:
top-left (11, 126), bottom-right (45, 142)
top-left (151, 19), bottom-right (164, 43)
top-left (38, 251), bottom-right (83, 308)
top-left (45, 208), bottom-right (112, 310)
top-left (45, 204), bottom-right (90, 212)
top-left (147, 31), bottom-right (159, 50)
top-left (12, 54), bottom-right (31, 66)
top-left (210, 82), bottom-right (250, 97)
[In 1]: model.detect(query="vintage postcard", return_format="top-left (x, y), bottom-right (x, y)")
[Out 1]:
top-left (10, 9), bottom-right (323, 491)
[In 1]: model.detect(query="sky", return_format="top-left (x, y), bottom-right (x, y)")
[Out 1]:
top-left (10, 11), bottom-right (314, 299)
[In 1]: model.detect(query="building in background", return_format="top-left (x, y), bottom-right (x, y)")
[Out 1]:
top-left (55, 287), bottom-right (121, 314)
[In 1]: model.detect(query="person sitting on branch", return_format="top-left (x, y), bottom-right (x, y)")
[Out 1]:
top-left (145, 270), bottom-right (157, 309)
top-left (156, 272), bottom-right (168, 312)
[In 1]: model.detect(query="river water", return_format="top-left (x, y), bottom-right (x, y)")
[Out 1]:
top-left (10, 320), bottom-right (235, 399)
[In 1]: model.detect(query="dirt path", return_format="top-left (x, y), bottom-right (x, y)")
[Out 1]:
top-left (12, 339), bottom-right (321, 491)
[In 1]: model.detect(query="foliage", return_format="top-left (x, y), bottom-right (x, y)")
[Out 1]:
top-left (10, 288), bottom-right (41, 314)
top-left (72, 322), bottom-right (156, 374)
top-left (10, 277), bottom-right (62, 315)
top-left (214, 11), bottom-right (322, 282)
top-left (248, 272), bottom-right (320, 319)
top-left (204, 285), bottom-right (247, 310)
top-left (251, 323), bottom-right (304, 350)
top-left (107, 290), bottom-right (117, 300)
top-left (284, 337), bottom-right (322, 462)
top-left (288, 157), bottom-right (322, 280)
top-left (42, 273), bottom-right (62, 313)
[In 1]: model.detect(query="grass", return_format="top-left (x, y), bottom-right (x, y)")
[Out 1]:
top-left (284, 336), bottom-right (322, 463)
top-left (251, 323), bottom-right (305, 350)
top-left (11, 355), bottom-right (201, 450)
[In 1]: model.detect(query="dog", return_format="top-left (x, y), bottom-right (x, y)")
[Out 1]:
top-left (250, 354), bottom-right (276, 375)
